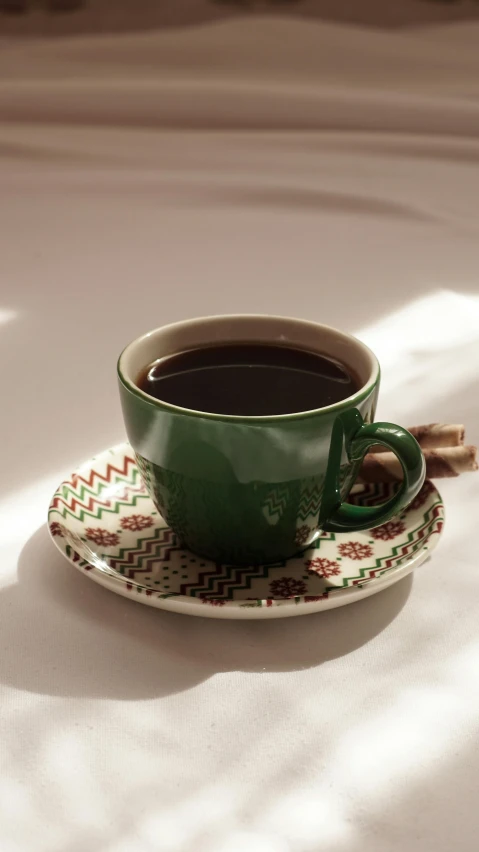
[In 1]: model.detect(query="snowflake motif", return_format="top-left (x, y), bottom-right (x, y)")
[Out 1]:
top-left (85, 528), bottom-right (120, 547)
top-left (269, 577), bottom-right (307, 599)
top-left (370, 520), bottom-right (406, 541)
top-left (49, 522), bottom-right (64, 537)
top-left (305, 557), bottom-right (341, 578)
top-left (294, 525), bottom-right (312, 547)
top-left (408, 480), bottom-right (434, 511)
top-left (200, 597), bottom-right (226, 606)
top-left (337, 541), bottom-right (373, 561)
top-left (120, 514), bottom-right (154, 532)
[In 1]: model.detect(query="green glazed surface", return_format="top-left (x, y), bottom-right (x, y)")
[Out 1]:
top-left (118, 359), bottom-right (425, 564)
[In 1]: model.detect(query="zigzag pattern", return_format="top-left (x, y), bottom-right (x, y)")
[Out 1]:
top-left (262, 485), bottom-right (291, 522)
top-left (347, 482), bottom-right (396, 508)
top-left (297, 486), bottom-right (323, 521)
top-left (65, 542), bottom-right (179, 598)
top-left (50, 446), bottom-right (445, 608)
top-left (102, 522), bottom-right (287, 598)
top-left (110, 527), bottom-right (184, 578)
top-left (49, 455), bottom-right (150, 523)
top-left (340, 501), bottom-right (443, 587)
top-left (312, 530), bottom-right (337, 546)
top-left (179, 560), bottom-right (286, 600)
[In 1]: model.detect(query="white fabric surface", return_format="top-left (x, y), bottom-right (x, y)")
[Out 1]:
top-left (1, 11), bottom-right (479, 852)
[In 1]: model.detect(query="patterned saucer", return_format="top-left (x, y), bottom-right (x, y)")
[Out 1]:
top-left (48, 444), bottom-right (444, 620)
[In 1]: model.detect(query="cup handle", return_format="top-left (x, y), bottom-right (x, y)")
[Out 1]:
top-left (322, 414), bottom-right (426, 533)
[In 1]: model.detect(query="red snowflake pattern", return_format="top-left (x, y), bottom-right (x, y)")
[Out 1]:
top-left (408, 480), bottom-right (434, 511)
top-left (200, 597), bottom-right (226, 606)
top-left (370, 520), bottom-right (406, 541)
top-left (305, 557), bottom-right (341, 578)
top-left (294, 525), bottom-right (312, 547)
top-left (49, 522), bottom-right (64, 537)
top-left (269, 577), bottom-right (307, 599)
top-left (120, 514), bottom-right (154, 532)
top-left (337, 541), bottom-right (373, 561)
top-left (85, 528), bottom-right (120, 547)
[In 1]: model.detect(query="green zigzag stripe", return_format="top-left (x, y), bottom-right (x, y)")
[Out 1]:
top-left (262, 487), bottom-right (290, 518)
top-left (59, 468), bottom-right (141, 500)
top-left (48, 493), bottom-right (150, 523)
top-left (297, 503), bottom-right (322, 522)
top-left (48, 476), bottom-right (149, 523)
top-left (332, 499), bottom-right (443, 588)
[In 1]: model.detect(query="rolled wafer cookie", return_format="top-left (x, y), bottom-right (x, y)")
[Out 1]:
top-left (369, 423), bottom-right (465, 453)
top-left (359, 445), bottom-right (478, 483)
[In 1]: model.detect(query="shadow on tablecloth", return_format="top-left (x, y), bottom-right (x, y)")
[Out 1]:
top-left (0, 523), bottom-right (412, 700)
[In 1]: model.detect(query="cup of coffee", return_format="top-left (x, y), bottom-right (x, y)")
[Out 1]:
top-left (118, 315), bottom-right (425, 564)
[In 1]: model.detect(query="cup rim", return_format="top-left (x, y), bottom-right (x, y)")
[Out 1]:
top-left (117, 314), bottom-right (380, 423)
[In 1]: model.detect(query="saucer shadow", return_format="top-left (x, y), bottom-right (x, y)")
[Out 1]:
top-left (3, 524), bottom-right (412, 700)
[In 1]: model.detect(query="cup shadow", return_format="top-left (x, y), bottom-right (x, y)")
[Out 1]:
top-left (2, 524), bottom-right (413, 701)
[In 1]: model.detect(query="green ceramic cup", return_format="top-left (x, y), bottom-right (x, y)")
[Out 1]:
top-left (118, 315), bottom-right (425, 565)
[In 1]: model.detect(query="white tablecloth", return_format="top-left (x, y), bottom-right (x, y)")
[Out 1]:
top-left (1, 10), bottom-right (479, 852)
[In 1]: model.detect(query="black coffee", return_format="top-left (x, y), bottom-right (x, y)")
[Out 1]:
top-left (137, 343), bottom-right (359, 416)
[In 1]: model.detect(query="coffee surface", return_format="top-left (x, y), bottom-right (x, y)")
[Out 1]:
top-left (137, 343), bottom-right (359, 416)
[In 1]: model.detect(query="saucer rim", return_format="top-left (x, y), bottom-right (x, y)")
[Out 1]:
top-left (48, 443), bottom-right (445, 620)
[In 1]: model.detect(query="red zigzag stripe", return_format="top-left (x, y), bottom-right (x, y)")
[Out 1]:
top-left (69, 456), bottom-right (137, 489)
top-left (51, 457), bottom-right (143, 514)
top-left (51, 485), bottom-right (145, 516)
top-left (352, 506), bottom-right (443, 584)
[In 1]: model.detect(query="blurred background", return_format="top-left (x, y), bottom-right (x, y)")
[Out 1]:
top-left (2, 0), bottom-right (478, 583)
top-left (1, 0), bottom-right (479, 35)
top-left (1, 4), bottom-right (479, 852)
